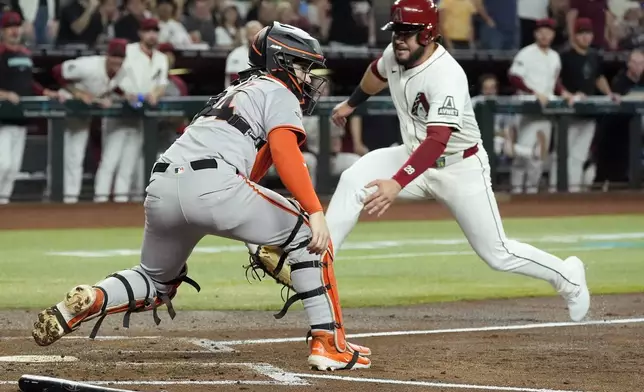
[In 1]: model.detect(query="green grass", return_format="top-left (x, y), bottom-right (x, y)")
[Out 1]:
top-left (1, 215), bottom-right (643, 310)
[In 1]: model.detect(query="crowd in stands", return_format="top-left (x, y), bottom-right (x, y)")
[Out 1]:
top-left (0, 0), bottom-right (375, 49)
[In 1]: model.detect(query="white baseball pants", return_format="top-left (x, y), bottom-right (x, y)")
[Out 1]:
top-left (548, 118), bottom-right (596, 192)
top-left (0, 124), bottom-right (27, 203)
top-left (510, 115), bottom-right (552, 194)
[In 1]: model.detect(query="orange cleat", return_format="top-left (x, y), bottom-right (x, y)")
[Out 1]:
top-left (308, 331), bottom-right (371, 371)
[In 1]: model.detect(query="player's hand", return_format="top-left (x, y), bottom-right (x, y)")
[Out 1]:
top-left (609, 93), bottom-right (621, 103)
top-left (98, 98), bottom-right (112, 108)
top-left (331, 100), bottom-right (355, 128)
top-left (535, 93), bottom-right (549, 108)
top-left (3, 92), bottom-right (20, 104)
top-left (145, 93), bottom-right (159, 107)
top-left (363, 179), bottom-right (402, 217)
top-left (307, 211), bottom-right (330, 255)
top-left (76, 92), bottom-right (94, 105)
top-left (353, 142), bottom-right (369, 156)
top-left (562, 91), bottom-right (577, 107)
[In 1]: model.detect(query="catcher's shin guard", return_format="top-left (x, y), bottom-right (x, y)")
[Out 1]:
top-left (32, 266), bottom-right (199, 346)
top-left (275, 250), bottom-right (371, 369)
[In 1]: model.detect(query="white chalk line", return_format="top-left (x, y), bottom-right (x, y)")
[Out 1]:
top-left (44, 232), bottom-right (644, 258)
top-left (290, 373), bottom-right (585, 392)
top-left (206, 317), bottom-right (644, 346)
top-left (0, 380), bottom-right (286, 386)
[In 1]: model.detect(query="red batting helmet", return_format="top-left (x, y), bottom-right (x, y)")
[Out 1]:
top-left (381, 0), bottom-right (439, 46)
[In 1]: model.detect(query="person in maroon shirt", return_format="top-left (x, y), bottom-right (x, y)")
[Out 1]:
top-left (566, 0), bottom-right (617, 49)
top-left (0, 11), bottom-right (62, 204)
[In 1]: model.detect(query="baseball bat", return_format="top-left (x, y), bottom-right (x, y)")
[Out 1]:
top-left (19, 375), bottom-right (137, 392)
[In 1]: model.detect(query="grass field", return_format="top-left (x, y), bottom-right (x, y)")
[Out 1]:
top-left (1, 214), bottom-right (643, 311)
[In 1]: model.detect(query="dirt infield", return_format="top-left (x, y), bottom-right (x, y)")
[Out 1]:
top-left (0, 191), bottom-right (643, 230)
top-left (1, 294), bottom-right (644, 392)
top-left (1, 194), bottom-right (643, 391)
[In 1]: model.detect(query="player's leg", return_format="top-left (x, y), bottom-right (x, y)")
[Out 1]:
top-left (129, 156), bottom-right (145, 202)
top-left (431, 147), bottom-right (590, 321)
top-left (0, 125), bottom-right (27, 203)
top-left (175, 163), bottom-right (369, 369)
top-left (33, 169), bottom-right (204, 346)
top-left (525, 120), bottom-right (552, 193)
top-left (0, 125), bottom-right (14, 203)
top-left (567, 119), bottom-right (596, 192)
top-left (94, 120), bottom-right (129, 202)
top-left (63, 121), bottom-right (90, 204)
top-left (114, 125), bottom-right (143, 202)
top-left (326, 145), bottom-right (428, 254)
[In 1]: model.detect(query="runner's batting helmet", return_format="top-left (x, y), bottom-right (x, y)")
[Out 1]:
top-left (248, 22), bottom-right (327, 115)
top-left (381, 0), bottom-right (439, 46)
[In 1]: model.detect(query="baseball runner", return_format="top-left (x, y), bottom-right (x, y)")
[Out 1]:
top-left (33, 22), bottom-right (371, 371)
top-left (0, 11), bottom-right (61, 205)
top-left (507, 18), bottom-right (573, 194)
top-left (52, 39), bottom-right (128, 204)
top-left (94, 18), bottom-right (168, 203)
top-left (327, 0), bottom-right (590, 322)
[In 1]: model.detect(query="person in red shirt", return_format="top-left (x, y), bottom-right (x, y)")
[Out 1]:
top-left (567, 0), bottom-right (617, 49)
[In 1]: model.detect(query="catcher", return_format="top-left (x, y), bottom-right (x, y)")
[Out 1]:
top-left (31, 22), bottom-right (370, 371)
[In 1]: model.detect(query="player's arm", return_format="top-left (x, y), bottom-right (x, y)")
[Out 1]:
top-left (148, 55), bottom-right (170, 101)
top-left (507, 50), bottom-right (535, 94)
top-left (52, 59), bottom-right (94, 103)
top-left (264, 89), bottom-right (322, 215)
top-left (346, 56), bottom-right (389, 108)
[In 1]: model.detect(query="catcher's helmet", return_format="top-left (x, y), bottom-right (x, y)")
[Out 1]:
top-left (381, 0), bottom-right (439, 46)
top-left (248, 22), bottom-right (327, 115)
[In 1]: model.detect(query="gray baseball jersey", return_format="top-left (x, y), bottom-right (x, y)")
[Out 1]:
top-left (160, 75), bottom-right (305, 176)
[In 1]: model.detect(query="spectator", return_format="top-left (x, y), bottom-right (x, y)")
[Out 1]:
top-left (548, 0), bottom-right (571, 49)
top-left (476, 0), bottom-right (518, 50)
top-left (306, 0), bottom-right (331, 41)
top-left (156, 0), bottom-right (193, 48)
top-left (439, 0), bottom-right (477, 51)
top-left (278, 0), bottom-right (311, 31)
top-left (0, 12), bottom-right (61, 204)
top-left (507, 18), bottom-right (572, 194)
top-left (567, 0), bottom-right (617, 49)
top-left (594, 49), bottom-right (644, 189)
top-left (214, 3), bottom-right (242, 48)
top-left (18, 0), bottom-right (56, 45)
top-left (224, 20), bottom-right (263, 87)
top-left (114, 0), bottom-right (147, 42)
top-left (616, 5), bottom-right (644, 49)
top-left (518, 0), bottom-right (549, 48)
top-left (471, 74), bottom-right (519, 161)
top-left (57, 0), bottom-right (110, 46)
top-left (328, 0), bottom-right (375, 48)
top-left (551, 18), bottom-right (619, 192)
top-left (182, 0), bottom-right (217, 46)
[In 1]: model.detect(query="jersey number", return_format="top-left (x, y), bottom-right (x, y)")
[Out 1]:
top-left (191, 91), bottom-right (238, 125)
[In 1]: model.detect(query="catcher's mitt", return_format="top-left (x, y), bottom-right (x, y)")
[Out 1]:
top-left (244, 245), bottom-right (294, 290)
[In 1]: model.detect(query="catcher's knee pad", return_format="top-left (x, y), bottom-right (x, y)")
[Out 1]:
top-left (89, 265), bottom-right (200, 339)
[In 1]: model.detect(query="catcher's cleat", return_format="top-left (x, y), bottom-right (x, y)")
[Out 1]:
top-left (32, 285), bottom-right (104, 346)
top-left (308, 331), bottom-right (371, 371)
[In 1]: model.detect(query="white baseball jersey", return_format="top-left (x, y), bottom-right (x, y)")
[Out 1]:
top-left (119, 43), bottom-right (169, 95)
top-left (225, 44), bottom-right (250, 76)
top-left (375, 43), bottom-right (481, 155)
top-left (509, 43), bottom-right (561, 96)
top-left (60, 55), bottom-right (125, 98)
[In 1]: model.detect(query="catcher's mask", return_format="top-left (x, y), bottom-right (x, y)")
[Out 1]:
top-left (249, 22), bottom-right (327, 115)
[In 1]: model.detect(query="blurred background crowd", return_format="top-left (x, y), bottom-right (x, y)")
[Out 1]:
top-left (1, 0), bottom-right (644, 51)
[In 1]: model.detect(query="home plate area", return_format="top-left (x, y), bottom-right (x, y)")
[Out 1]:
top-left (2, 295), bottom-right (644, 392)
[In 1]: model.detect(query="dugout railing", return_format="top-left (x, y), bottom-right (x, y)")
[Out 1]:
top-left (1, 95), bottom-right (642, 202)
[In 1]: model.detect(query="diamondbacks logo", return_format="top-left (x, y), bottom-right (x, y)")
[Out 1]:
top-left (437, 96), bottom-right (458, 116)
top-left (393, 7), bottom-right (403, 23)
top-left (411, 92), bottom-right (429, 119)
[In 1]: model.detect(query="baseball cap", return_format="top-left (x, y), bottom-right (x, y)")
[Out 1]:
top-left (534, 18), bottom-right (556, 31)
top-left (140, 18), bottom-right (160, 31)
top-left (106, 38), bottom-right (128, 57)
top-left (0, 11), bottom-right (22, 28)
top-left (157, 43), bottom-right (174, 53)
top-left (575, 18), bottom-right (593, 34)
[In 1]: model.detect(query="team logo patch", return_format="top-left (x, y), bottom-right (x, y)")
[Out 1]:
top-left (152, 69), bottom-right (162, 81)
top-left (437, 96), bottom-right (458, 116)
top-left (174, 166), bottom-right (185, 174)
top-left (411, 92), bottom-right (429, 119)
top-left (393, 7), bottom-right (403, 23)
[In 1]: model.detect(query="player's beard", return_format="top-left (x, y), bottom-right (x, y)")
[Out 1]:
top-left (142, 39), bottom-right (157, 50)
top-left (395, 45), bottom-right (425, 68)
